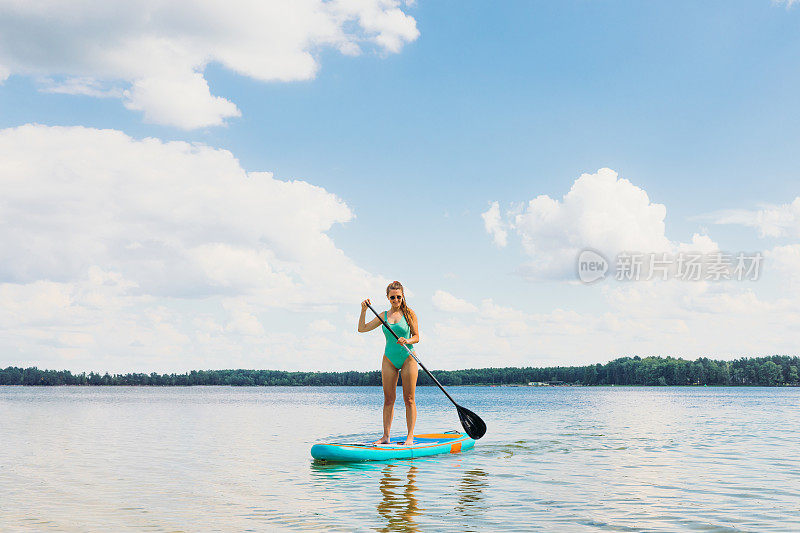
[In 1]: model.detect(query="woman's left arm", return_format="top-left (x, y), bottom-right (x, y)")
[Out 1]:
top-left (406, 311), bottom-right (420, 345)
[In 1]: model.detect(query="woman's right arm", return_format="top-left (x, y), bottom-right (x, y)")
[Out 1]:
top-left (358, 299), bottom-right (381, 332)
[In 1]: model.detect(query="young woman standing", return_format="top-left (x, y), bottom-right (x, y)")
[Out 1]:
top-left (358, 281), bottom-right (420, 445)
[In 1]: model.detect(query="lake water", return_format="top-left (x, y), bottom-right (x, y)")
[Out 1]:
top-left (1, 386), bottom-right (799, 532)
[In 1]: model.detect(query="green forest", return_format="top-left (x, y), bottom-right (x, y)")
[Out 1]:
top-left (1, 355), bottom-right (797, 387)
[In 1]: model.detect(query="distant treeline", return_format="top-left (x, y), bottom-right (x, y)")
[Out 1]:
top-left (1, 356), bottom-right (798, 387)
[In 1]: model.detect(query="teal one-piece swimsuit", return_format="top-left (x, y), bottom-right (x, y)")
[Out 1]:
top-left (383, 311), bottom-right (415, 369)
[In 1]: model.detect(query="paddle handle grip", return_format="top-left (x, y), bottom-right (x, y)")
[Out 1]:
top-left (365, 302), bottom-right (459, 408)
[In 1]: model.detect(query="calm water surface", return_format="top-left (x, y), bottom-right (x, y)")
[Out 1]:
top-left (1, 386), bottom-right (799, 532)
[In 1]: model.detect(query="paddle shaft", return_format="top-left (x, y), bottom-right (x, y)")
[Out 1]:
top-left (366, 302), bottom-right (460, 408)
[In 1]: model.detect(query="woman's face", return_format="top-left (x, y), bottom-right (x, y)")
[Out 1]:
top-left (387, 289), bottom-right (403, 307)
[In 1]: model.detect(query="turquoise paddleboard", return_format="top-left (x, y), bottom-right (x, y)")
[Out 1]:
top-left (311, 431), bottom-right (475, 462)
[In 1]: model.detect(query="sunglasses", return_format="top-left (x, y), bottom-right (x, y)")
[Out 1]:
top-left (389, 295), bottom-right (403, 301)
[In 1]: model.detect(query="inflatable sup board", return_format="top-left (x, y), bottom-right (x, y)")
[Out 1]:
top-left (311, 432), bottom-right (475, 462)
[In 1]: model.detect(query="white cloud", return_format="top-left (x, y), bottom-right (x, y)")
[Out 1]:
top-left (422, 283), bottom-right (800, 370)
top-left (704, 197), bottom-right (800, 238)
top-left (0, 124), bottom-right (382, 302)
top-left (40, 77), bottom-right (123, 98)
top-left (470, 171), bottom-right (800, 367)
top-left (225, 310), bottom-right (265, 336)
top-left (431, 290), bottom-right (478, 313)
top-left (0, 280), bottom-right (73, 326)
top-left (484, 168), bottom-right (717, 279)
top-left (0, 124), bottom-right (387, 371)
top-left (480, 201), bottom-right (508, 247)
top-left (765, 244), bottom-right (800, 287)
top-left (0, 0), bottom-right (419, 129)
top-left (123, 72), bottom-right (241, 129)
top-left (676, 233), bottom-right (719, 254)
top-left (309, 319), bottom-right (337, 333)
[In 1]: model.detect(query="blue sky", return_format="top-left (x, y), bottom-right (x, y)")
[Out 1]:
top-left (1, 1), bottom-right (799, 372)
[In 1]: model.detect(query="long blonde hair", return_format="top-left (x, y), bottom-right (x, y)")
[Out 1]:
top-left (386, 280), bottom-right (415, 336)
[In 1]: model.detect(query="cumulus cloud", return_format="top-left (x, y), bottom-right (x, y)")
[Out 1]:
top-left (703, 197), bottom-right (800, 238)
top-left (308, 318), bottom-right (337, 333)
top-left (469, 171), bottom-right (800, 367)
top-left (765, 244), bottom-right (800, 287)
top-left (483, 168), bottom-right (717, 279)
top-left (0, 124), bottom-right (382, 301)
top-left (123, 73), bottom-right (241, 129)
top-left (431, 290), bottom-right (478, 313)
top-left (480, 201), bottom-right (508, 247)
top-left (423, 284), bottom-right (800, 370)
top-left (0, 0), bottom-right (419, 128)
top-left (0, 124), bottom-right (386, 370)
top-left (676, 233), bottom-right (719, 254)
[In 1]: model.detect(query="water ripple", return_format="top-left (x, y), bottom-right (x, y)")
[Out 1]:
top-left (2, 386), bottom-right (800, 531)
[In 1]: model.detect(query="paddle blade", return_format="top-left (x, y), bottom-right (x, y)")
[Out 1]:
top-left (457, 404), bottom-right (486, 440)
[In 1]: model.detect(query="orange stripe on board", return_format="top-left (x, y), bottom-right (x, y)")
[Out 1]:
top-left (334, 440), bottom-right (460, 451)
top-left (318, 435), bottom-right (468, 452)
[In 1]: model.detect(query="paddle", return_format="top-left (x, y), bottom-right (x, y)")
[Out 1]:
top-left (366, 302), bottom-right (487, 440)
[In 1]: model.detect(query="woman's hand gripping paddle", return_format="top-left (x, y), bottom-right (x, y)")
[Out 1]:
top-left (366, 302), bottom-right (487, 440)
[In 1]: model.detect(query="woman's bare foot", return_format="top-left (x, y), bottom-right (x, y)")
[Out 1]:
top-left (403, 435), bottom-right (414, 446)
top-left (373, 436), bottom-right (391, 445)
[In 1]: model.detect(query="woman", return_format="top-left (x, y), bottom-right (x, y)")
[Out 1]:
top-left (358, 281), bottom-right (420, 446)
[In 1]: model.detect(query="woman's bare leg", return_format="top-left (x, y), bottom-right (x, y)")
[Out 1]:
top-left (373, 356), bottom-right (399, 445)
top-left (400, 356), bottom-right (418, 445)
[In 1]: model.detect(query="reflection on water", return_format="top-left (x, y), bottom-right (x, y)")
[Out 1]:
top-left (376, 464), bottom-right (420, 533)
top-left (310, 459), bottom-right (489, 532)
top-left (455, 469), bottom-right (488, 517)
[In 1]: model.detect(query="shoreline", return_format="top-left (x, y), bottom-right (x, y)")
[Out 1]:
top-left (3, 355), bottom-right (798, 387)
